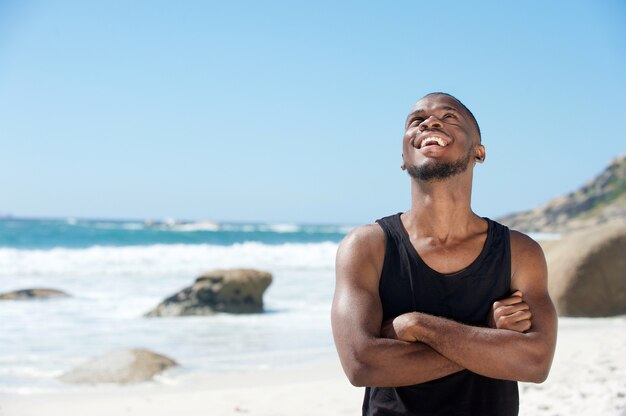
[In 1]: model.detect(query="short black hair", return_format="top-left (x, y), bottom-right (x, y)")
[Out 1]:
top-left (422, 92), bottom-right (481, 141)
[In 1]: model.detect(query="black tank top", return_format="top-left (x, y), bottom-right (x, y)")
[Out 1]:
top-left (363, 213), bottom-right (519, 416)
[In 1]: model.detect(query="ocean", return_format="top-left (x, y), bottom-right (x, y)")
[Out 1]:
top-left (0, 217), bottom-right (351, 394)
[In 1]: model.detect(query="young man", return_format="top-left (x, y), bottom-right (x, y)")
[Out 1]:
top-left (331, 93), bottom-right (557, 415)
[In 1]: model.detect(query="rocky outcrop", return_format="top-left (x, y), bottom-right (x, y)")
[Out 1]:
top-left (59, 349), bottom-right (178, 384)
top-left (145, 268), bottom-right (273, 317)
top-left (0, 288), bottom-right (70, 300)
top-left (543, 222), bottom-right (626, 317)
top-left (498, 154), bottom-right (626, 233)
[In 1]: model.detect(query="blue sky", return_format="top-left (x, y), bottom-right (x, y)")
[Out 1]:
top-left (1, 0), bottom-right (624, 224)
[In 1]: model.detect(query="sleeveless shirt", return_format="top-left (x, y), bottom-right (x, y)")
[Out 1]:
top-left (363, 213), bottom-right (519, 416)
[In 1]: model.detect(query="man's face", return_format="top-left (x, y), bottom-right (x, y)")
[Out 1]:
top-left (402, 94), bottom-right (483, 182)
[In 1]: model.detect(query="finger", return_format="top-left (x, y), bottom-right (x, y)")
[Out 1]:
top-left (500, 317), bottom-right (532, 333)
top-left (496, 303), bottom-right (530, 315)
top-left (514, 319), bottom-right (532, 333)
top-left (498, 309), bottom-right (532, 324)
top-left (508, 309), bottom-right (532, 322)
top-left (508, 319), bottom-right (532, 333)
top-left (499, 291), bottom-right (524, 304)
top-left (496, 310), bottom-right (532, 328)
top-left (493, 296), bottom-right (524, 308)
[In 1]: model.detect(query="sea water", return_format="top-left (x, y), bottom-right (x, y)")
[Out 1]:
top-left (0, 218), bottom-right (351, 393)
top-left (0, 218), bottom-right (558, 394)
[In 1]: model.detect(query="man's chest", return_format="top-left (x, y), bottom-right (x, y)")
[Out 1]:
top-left (410, 235), bottom-right (488, 275)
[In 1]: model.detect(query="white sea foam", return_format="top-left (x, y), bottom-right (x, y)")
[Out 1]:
top-left (168, 221), bottom-right (221, 232)
top-left (58, 220), bottom-right (352, 234)
top-left (0, 367), bottom-right (63, 379)
top-left (77, 221), bottom-right (145, 231)
top-left (0, 242), bottom-right (337, 282)
top-left (0, 242), bottom-right (339, 392)
top-left (257, 223), bottom-right (301, 233)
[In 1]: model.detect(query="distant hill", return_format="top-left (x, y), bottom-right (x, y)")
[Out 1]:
top-left (497, 154), bottom-right (626, 233)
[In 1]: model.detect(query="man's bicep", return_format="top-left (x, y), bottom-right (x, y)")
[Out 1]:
top-left (510, 232), bottom-right (557, 349)
top-left (332, 278), bottom-right (383, 343)
top-left (332, 227), bottom-right (385, 342)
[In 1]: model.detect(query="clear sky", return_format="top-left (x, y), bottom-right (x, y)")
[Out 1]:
top-left (1, 0), bottom-right (624, 224)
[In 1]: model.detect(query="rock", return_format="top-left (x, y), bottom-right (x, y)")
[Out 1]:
top-left (146, 268), bottom-right (273, 317)
top-left (59, 348), bottom-right (178, 384)
top-left (0, 288), bottom-right (70, 300)
top-left (498, 154), bottom-right (626, 233)
top-left (543, 222), bottom-right (626, 317)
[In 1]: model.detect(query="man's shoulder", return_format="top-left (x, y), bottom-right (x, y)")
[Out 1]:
top-left (337, 212), bottom-right (402, 265)
top-left (339, 223), bottom-right (385, 254)
top-left (507, 228), bottom-right (547, 280)
top-left (336, 223), bottom-right (387, 283)
top-left (508, 228), bottom-right (544, 257)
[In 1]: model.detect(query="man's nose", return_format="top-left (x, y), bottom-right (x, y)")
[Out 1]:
top-left (419, 115), bottom-right (442, 130)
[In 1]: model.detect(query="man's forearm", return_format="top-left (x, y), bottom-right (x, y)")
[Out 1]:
top-left (408, 312), bottom-right (552, 383)
top-left (346, 335), bottom-right (463, 387)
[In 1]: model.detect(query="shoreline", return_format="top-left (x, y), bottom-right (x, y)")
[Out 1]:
top-left (2, 317), bottom-right (625, 416)
top-left (0, 360), bottom-right (364, 416)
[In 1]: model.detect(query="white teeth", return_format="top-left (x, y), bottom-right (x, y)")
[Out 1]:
top-left (419, 136), bottom-right (447, 149)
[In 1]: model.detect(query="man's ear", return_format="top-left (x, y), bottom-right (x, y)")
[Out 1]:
top-left (475, 145), bottom-right (486, 163)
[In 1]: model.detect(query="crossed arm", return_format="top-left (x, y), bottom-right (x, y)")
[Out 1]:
top-left (331, 225), bottom-right (557, 387)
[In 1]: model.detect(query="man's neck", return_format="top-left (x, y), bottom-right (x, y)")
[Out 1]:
top-left (404, 175), bottom-right (480, 243)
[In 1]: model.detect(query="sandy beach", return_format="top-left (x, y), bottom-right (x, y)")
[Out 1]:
top-left (2, 316), bottom-right (625, 416)
top-left (0, 361), bottom-right (363, 416)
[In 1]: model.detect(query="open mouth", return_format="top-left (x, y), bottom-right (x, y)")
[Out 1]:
top-left (418, 136), bottom-right (448, 149)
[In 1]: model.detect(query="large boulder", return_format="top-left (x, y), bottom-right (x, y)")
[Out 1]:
top-left (543, 222), bottom-right (626, 317)
top-left (59, 348), bottom-right (177, 384)
top-left (145, 268), bottom-right (273, 317)
top-left (0, 288), bottom-right (70, 300)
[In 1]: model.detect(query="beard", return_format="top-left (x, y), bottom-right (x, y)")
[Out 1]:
top-left (406, 149), bottom-right (472, 182)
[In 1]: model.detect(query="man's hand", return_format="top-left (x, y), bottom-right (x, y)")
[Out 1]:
top-left (488, 290), bottom-right (532, 333)
top-left (381, 314), bottom-right (419, 342)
